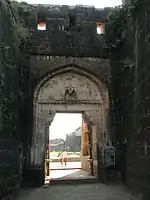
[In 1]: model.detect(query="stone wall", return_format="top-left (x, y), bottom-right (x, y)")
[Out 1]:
top-left (25, 5), bottom-right (112, 183)
top-left (81, 120), bottom-right (90, 173)
top-left (108, 1), bottom-right (150, 199)
top-left (30, 56), bottom-right (111, 88)
top-left (23, 4), bottom-right (110, 57)
top-left (0, 0), bottom-right (29, 197)
top-left (0, 0), bottom-right (113, 190)
top-left (1, 2), bottom-right (150, 198)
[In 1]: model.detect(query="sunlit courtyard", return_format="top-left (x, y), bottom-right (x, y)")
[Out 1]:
top-left (47, 113), bottom-right (85, 180)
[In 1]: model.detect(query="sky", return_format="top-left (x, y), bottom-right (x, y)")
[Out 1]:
top-left (16, 0), bottom-right (122, 8)
top-left (49, 113), bottom-right (82, 140)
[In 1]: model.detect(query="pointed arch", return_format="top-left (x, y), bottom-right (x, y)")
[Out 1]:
top-left (33, 64), bottom-right (109, 111)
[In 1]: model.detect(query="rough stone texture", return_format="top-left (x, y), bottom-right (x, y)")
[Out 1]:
top-left (3, 1), bottom-right (149, 199)
top-left (30, 56), bottom-right (111, 86)
top-left (37, 72), bottom-right (102, 102)
top-left (81, 157), bottom-right (91, 173)
top-left (0, 1), bottom-right (29, 196)
top-left (24, 4), bottom-right (110, 57)
top-left (110, 1), bottom-right (150, 199)
top-left (16, 183), bottom-right (141, 200)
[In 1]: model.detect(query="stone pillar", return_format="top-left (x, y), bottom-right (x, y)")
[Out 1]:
top-left (82, 120), bottom-right (89, 156)
top-left (82, 110), bottom-right (103, 178)
top-left (87, 118), bottom-right (94, 176)
top-left (81, 119), bottom-right (90, 173)
top-left (45, 124), bottom-right (50, 177)
top-left (44, 111), bottom-right (55, 180)
top-left (27, 108), bottom-right (56, 186)
top-left (27, 110), bottom-right (46, 186)
top-left (92, 124), bottom-right (98, 177)
top-left (35, 113), bottom-right (46, 166)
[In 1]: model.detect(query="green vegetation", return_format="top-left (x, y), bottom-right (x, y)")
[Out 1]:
top-left (106, 0), bottom-right (140, 48)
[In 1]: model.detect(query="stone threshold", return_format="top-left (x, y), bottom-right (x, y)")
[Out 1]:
top-left (46, 178), bottom-right (98, 186)
top-left (50, 167), bottom-right (82, 170)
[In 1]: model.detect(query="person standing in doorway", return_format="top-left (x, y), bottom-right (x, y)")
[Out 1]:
top-left (60, 150), bottom-right (68, 166)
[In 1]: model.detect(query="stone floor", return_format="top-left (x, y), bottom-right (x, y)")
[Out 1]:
top-left (50, 161), bottom-right (81, 170)
top-left (45, 162), bottom-right (93, 182)
top-left (50, 169), bottom-right (95, 180)
top-left (16, 183), bottom-right (141, 200)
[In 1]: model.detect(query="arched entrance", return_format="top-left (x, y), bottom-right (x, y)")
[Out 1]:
top-left (30, 65), bottom-right (109, 185)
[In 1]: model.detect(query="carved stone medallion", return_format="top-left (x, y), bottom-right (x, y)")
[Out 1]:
top-left (38, 72), bottom-right (101, 102)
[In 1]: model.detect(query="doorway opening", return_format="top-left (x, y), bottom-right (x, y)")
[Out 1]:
top-left (45, 112), bottom-right (96, 183)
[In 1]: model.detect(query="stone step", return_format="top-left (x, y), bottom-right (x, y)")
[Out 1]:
top-left (50, 167), bottom-right (81, 170)
top-left (47, 178), bottom-right (98, 185)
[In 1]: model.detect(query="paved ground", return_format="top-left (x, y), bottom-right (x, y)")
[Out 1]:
top-left (50, 169), bottom-right (94, 180)
top-left (50, 162), bottom-right (81, 170)
top-left (17, 183), bottom-right (141, 200)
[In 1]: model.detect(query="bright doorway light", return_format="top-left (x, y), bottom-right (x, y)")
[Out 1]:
top-left (37, 23), bottom-right (46, 30)
top-left (96, 22), bottom-right (105, 35)
top-left (49, 112), bottom-right (82, 169)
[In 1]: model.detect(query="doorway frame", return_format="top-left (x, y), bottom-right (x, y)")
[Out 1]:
top-left (48, 112), bottom-right (94, 179)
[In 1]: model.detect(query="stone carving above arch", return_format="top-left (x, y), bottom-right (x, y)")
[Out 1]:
top-left (64, 87), bottom-right (77, 101)
top-left (37, 72), bottom-right (102, 103)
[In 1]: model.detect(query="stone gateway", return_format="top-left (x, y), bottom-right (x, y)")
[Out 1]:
top-left (30, 64), bottom-right (109, 182)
